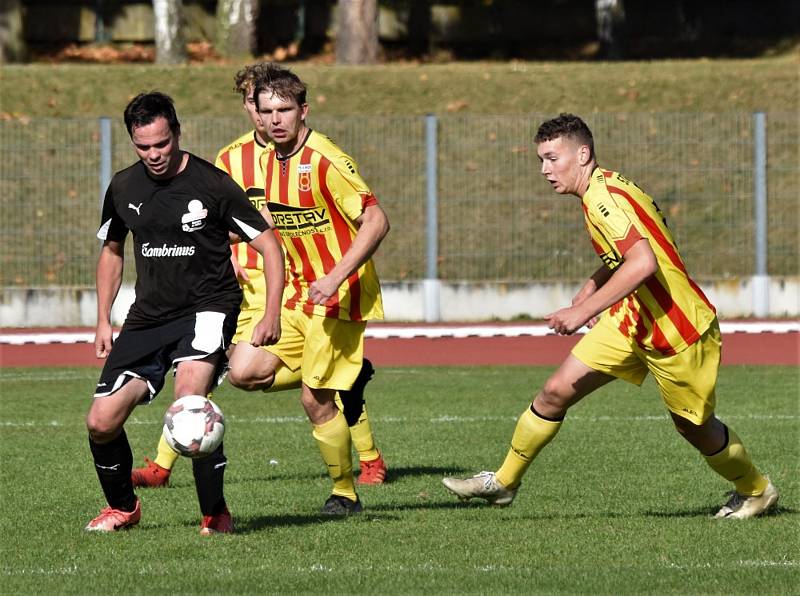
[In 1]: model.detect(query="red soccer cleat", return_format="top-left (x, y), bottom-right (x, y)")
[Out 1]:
top-left (85, 498), bottom-right (141, 532)
top-left (357, 452), bottom-right (387, 485)
top-left (200, 506), bottom-right (234, 536)
top-left (131, 457), bottom-right (171, 488)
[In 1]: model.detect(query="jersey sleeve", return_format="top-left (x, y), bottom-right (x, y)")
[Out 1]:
top-left (584, 191), bottom-right (643, 257)
top-left (96, 182), bottom-right (128, 242)
top-left (325, 153), bottom-right (378, 222)
top-left (217, 173), bottom-right (269, 241)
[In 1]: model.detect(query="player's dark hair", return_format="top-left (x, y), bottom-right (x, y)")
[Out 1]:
top-left (535, 113), bottom-right (595, 159)
top-left (123, 91), bottom-right (181, 137)
top-left (252, 63), bottom-right (307, 110)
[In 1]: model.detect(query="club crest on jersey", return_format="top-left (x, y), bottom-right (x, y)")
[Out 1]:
top-left (298, 163), bottom-right (312, 192)
top-left (181, 199), bottom-right (208, 232)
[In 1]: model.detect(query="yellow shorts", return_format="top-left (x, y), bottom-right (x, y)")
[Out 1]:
top-left (571, 315), bottom-right (721, 425)
top-left (265, 308), bottom-right (366, 391)
top-left (231, 271), bottom-right (267, 345)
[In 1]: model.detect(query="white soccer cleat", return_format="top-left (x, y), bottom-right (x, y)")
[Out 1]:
top-left (442, 471), bottom-right (518, 506)
top-left (714, 479), bottom-right (779, 519)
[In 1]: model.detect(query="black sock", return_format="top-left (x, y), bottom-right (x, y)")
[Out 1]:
top-left (89, 430), bottom-right (136, 511)
top-left (192, 443), bottom-right (227, 516)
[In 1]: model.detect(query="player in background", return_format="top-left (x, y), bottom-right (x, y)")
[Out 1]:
top-left (236, 63), bottom-right (389, 515)
top-left (442, 113), bottom-right (778, 519)
top-left (132, 63), bottom-right (387, 490)
top-left (85, 92), bottom-right (284, 534)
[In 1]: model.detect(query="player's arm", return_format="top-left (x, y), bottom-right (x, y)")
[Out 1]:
top-left (94, 239), bottom-right (125, 358)
top-left (308, 203), bottom-right (390, 305)
top-left (245, 214), bottom-right (284, 347)
top-left (547, 239), bottom-right (657, 335)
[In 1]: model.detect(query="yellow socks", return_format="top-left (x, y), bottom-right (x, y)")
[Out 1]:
top-left (347, 406), bottom-right (380, 462)
top-left (704, 426), bottom-right (769, 496)
top-left (495, 406), bottom-right (563, 490)
top-left (154, 433), bottom-right (180, 470)
top-left (312, 411), bottom-right (357, 501)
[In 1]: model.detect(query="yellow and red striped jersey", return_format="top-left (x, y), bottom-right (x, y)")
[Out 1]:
top-left (215, 130), bottom-right (271, 275)
top-left (583, 167), bottom-right (716, 355)
top-left (261, 130), bottom-right (384, 322)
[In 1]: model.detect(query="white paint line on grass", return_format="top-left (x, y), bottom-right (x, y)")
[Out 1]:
top-left (1, 413), bottom-right (797, 429)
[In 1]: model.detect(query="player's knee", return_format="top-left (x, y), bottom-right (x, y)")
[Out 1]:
top-left (85, 411), bottom-right (119, 443)
top-left (227, 365), bottom-right (273, 391)
top-left (539, 377), bottom-right (573, 409)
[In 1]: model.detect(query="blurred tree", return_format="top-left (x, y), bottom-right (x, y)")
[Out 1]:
top-left (153, 0), bottom-right (187, 64)
top-left (216, 0), bottom-right (259, 58)
top-left (596, 0), bottom-right (626, 59)
top-left (336, 0), bottom-right (378, 64)
top-left (0, 0), bottom-right (27, 63)
top-left (407, 0), bottom-right (431, 58)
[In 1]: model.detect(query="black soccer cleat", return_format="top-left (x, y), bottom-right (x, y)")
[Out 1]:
top-left (339, 358), bottom-right (375, 427)
top-left (320, 494), bottom-right (364, 516)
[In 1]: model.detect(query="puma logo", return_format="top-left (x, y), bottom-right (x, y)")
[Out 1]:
top-left (128, 202), bottom-right (143, 215)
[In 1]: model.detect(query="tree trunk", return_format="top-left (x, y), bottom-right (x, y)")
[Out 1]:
top-left (0, 0), bottom-right (27, 64)
top-left (216, 0), bottom-right (259, 58)
top-left (336, 0), bottom-right (378, 65)
top-left (595, 0), bottom-right (626, 60)
top-left (408, 0), bottom-right (430, 58)
top-left (153, 0), bottom-right (187, 64)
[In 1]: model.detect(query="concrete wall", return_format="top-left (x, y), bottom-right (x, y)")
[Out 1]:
top-left (2, 278), bottom-right (797, 327)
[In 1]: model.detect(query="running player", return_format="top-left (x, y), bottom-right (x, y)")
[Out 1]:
top-left (131, 63), bottom-right (387, 490)
top-left (85, 91), bottom-right (284, 534)
top-left (442, 113), bottom-right (778, 519)
top-left (242, 63), bottom-right (390, 515)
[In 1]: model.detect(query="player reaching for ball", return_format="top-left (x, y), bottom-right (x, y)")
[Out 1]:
top-left (132, 62), bottom-right (388, 492)
top-left (442, 114), bottom-right (778, 519)
top-left (84, 92), bottom-right (284, 535)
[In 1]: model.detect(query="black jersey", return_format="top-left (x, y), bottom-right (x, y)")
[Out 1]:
top-left (97, 153), bottom-right (269, 326)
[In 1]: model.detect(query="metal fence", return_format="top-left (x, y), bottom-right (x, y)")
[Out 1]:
top-left (1, 112), bottom-right (797, 288)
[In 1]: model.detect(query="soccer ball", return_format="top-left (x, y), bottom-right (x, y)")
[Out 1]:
top-left (162, 395), bottom-right (225, 458)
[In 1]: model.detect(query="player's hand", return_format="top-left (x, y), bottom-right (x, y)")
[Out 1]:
top-left (545, 306), bottom-right (590, 336)
top-left (250, 314), bottom-right (281, 347)
top-left (230, 254), bottom-right (250, 283)
top-left (308, 276), bottom-right (339, 305)
top-left (94, 321), bottom-right (114, 358)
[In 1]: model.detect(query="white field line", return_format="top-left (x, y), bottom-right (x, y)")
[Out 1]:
top-left (1, 413), bottom-right (797, 429)
top-left (1, 321), bottom-right (798, 345)
top-left (5, 558), bottom-right (797, 577)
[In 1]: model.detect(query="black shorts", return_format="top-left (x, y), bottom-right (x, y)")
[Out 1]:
top-left (94, 310), bottom-right (237, 402)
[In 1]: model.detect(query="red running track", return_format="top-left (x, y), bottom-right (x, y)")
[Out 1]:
top-left (1, 331), bottom-right (797, 368)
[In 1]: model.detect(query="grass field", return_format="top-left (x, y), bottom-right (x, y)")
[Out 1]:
top-left (1, 365), bottom-right (798, 594)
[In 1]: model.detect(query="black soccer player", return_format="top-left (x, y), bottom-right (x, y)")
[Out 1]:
top-left (84, 92), bottom-right (284, 534)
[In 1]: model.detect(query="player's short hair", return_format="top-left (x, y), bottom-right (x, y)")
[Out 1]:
top-left (233, 62), bottom-right (275, 99)
top-left (123, 91), bottom-right (180, 137)
top-left (535, 113), bottom-right (594, 158)
top-left (252, 63), bottom-right (307, 110)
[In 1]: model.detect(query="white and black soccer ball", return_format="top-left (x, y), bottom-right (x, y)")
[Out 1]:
top-left (162, 395), bottom-right (225, 458)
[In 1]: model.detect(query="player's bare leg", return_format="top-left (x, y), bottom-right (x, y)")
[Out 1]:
top-left (671, 412), bottom-right (778, 519)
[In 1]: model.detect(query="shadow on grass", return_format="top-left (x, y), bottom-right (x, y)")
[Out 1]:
top-left (221, 464), bottom-right (474, 485)
top-left (181, 511), bottom-right (404, 534)
top-left (643, 504), bottom-right (791, 519)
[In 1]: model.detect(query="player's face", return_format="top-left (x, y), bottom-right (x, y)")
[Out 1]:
top-left (243, 86), bottom-right (268, 137)
top-left (131, 117), bottom-right (181, 179)
top-left (537, 136), bottom-right (583, 196)
top-left (256, 91), bottom-right (308, 153)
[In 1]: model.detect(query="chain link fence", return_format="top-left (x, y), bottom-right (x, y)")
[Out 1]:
top-left (1, 113), bottom-right (796, 288)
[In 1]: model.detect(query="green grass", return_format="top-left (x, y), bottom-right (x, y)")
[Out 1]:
top-left (1, 58), bottom-right (798, 117)
top-left (1, 365), bottom-right (798, 594)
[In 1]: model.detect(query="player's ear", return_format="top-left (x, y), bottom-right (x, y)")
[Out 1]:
top-left (578, 144), bottom-right (591, 166)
